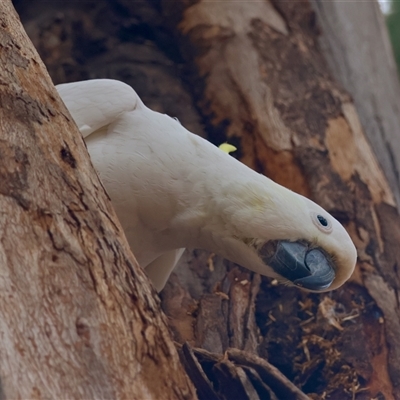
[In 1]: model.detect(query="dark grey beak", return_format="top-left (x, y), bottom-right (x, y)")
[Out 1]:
top-left (260, 241), bottom-right (335, 291)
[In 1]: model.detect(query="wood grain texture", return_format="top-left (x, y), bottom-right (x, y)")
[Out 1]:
top-left (0, 1), bottom-right (195, 398)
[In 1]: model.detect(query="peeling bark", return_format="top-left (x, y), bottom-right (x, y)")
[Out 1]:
top-left (169, 0), bottom-right (400, 397)
top-left (0, 1), bottom-right (195, 398)
top-left (311, 0), bottom-right (400, 206)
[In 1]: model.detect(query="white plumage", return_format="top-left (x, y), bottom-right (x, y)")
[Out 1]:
top-left (57, 79), bottom-right (357, 292)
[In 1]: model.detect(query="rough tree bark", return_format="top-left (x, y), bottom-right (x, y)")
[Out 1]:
top-left (310, 0), bottom-right (400, 207)
top-left (0, 1), bottom-right (195, 398)
top-left (12, 0), bottom-right (400, 399)
top-left (164, 1), bottom-right (400, 399)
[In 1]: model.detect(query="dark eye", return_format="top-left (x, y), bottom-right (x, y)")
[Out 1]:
top-left (317, 215), bottom-right (328, 227)
top-left (310, 212), bottom-right (332, 233)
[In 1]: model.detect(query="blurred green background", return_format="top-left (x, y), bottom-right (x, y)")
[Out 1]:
top-left (383, 0), bottom-right (400, 72)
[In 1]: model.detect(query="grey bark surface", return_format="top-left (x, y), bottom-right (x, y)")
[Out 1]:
top-left (0, 1), bottom-right (195, 398)
top-left (311, 0), bottom-right (400, 206)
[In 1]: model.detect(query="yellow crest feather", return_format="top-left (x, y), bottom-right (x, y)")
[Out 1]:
top-left (219, 143), bottom-right (237, 154)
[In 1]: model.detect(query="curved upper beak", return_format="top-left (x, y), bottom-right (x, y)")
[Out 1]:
top-left (260, 241), bottom-right (335, 291)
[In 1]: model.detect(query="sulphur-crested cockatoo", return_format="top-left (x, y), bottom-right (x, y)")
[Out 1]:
top-left (57, 79), bottom-right (357, 292)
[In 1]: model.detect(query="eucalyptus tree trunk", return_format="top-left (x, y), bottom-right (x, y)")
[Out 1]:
top-left (0, 1), bottom-right (195, 398)
top-left (311, 0), bottom-right (400, 207)
top-left (13, 0), bottom-right (400, 398)
top-left (165, 1), bottom-right (400, 399)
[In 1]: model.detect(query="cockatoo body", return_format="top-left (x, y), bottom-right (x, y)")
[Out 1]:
top-left (57, 79), bottom-right (357, 292)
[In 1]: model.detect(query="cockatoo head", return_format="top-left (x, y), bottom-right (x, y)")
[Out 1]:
top-left (219, 177), bottom-right (357, 292)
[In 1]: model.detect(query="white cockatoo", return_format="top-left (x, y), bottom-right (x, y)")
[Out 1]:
top-left (57, 79), bottom-right (357, 292)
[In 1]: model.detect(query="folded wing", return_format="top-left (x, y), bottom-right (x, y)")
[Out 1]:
top-left (57, 79), bottom-right (143, 138)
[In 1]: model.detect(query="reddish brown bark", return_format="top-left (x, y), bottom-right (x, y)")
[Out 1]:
top-left (0, 1), bottom-right (195, 398)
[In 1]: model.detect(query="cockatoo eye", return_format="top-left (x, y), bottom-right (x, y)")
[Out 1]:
top-left (311, 212), bottom-right (332, 233)
top-left (317, 215), bottom-right (328, 226)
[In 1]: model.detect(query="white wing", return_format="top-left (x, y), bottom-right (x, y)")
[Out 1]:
top-left (56, 79), bottom-right (144, 138)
